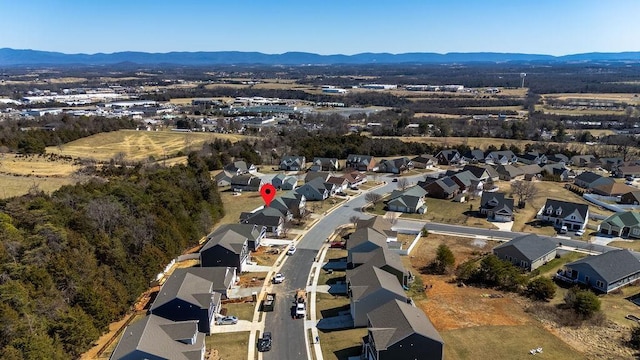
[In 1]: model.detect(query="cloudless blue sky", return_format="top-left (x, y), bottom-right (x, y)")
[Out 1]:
top-left (1, 0), bottom-right (638, 55)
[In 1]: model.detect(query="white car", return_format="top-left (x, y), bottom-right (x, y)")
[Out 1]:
top-left (575, 229), bottom-right (585, 236)
top-left (273, 273), bottom-right (285, 284)
top-left (295, 302), bottom-right (306, 318)
top-left (287, 246), bottom-right (296, 255)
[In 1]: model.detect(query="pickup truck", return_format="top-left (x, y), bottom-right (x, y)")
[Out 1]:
top-left (294, 289), bottom-right (307, 319)
top-left (263, 293), bottom-right (276, 312)
top-left (272, 273), bottom-right (285, 284)
top-left (257, 332), bottom-right (272, 352)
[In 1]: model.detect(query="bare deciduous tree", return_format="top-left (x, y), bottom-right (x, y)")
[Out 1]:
top-left (510, 180), bottom-right (538, 208)
top-left (364, 192), bottom-right (383, 205)
top-left (397, 177), bottom-right (409, 191)
top-left (349, 215), bottom-right (360, 227)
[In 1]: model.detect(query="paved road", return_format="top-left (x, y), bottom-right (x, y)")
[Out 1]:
top-left (262, 170), bottom-right (616, 359)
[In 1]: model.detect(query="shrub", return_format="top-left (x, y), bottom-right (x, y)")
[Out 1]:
top-left (564, 287), bottom-right (601, 317)
top-left (629, 327), bottom-right (640, 350)
top-left (526, 277), bottom-right (556, 301)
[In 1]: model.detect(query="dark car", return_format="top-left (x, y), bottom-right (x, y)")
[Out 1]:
top-left (392, 178), bottom-right (398, 182)
top-left (330, 241), bottom-right (345, 249)
top-left (257, 332), bottom-right (272, 352)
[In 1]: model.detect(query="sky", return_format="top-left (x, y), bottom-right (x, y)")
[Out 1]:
top-left (1, 0), bottom-right (638, 56)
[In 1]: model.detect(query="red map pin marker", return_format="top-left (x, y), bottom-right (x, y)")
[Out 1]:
top-left (260, 184), bottom-right (276, 207)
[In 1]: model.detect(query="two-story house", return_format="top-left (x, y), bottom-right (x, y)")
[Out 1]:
top-left (536, 199), bottom-right (589, 231)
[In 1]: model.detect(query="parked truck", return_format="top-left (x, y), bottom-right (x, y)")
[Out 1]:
top-left (263, 292), bottom-right (276, 312)
top-left (294, 289), bottom-right (307, 319)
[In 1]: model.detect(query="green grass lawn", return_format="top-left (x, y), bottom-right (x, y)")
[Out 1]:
top-left (219, 190), bottom-right (266, 225)
top-left (609, 240), bottom-right (640, 252)
top-left (319, 328), bottom-right (367, 360)
top-left (530, 252), bottom-right (587, 280)
top-left (205, 331), bottom-right (250, 360)
top-left (316, 292), bottom-right (350, 320)
top-left (442, 324), bottom-right (586, 360)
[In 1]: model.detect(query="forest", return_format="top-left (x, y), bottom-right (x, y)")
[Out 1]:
top-left (0, 156), bottom-right (224, 359)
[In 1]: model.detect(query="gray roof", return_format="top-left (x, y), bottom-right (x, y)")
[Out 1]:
top-left (151, 269), bottom-right (218, 310)
top-left (495, 164), bottom-right (524, 177)
top-left (542, 199), bottom-right (589, 220)
top-left (575, 171), bottom-right (603, 184)
top-left (493, 234), bottom-right (558, 262)
top-left (201, 224), bottom-right (259, 254)
top-left (347, 227), bottom-right (388, 252)
top-left (110, 315), bottom-right (204, 360)
top-left (347, 266), bottom-right (406, 301)
top-left (240, 207), bottom-right (284, 227)
top-left (567, 249), bottom-right (640, 283)
top-left (349, 247), bottom-right (406, 276)
top-left (367, 299), bottom-right (444, 351)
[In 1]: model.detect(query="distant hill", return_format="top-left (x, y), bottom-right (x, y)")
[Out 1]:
top-left (1, 48), bottom-right (640, 66)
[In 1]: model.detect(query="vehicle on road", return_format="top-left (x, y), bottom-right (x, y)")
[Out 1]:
top-left (257, 332), bottom-right (272, 352)
top-left (272, 273), bottom-right (285, 284)
top-left (216, 315), bottom-right (238, 325)
top-left (392, 178), bottom-right (398, 182)
top-left (294, 289), bottom-right (307, 319)
top-left (287, 246), bottom-right (297, 255)
top-left (330, 241), bottom-right (345, 248)
top-left (575, 229), bottom-right (585, 236)
top-left (263, 293), bottom-right (276, 312)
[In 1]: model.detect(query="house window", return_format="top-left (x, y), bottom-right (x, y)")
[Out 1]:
top-left (546, 207), bottom-right (552, 214)
top-left (596, 280), bottom-right (604, 288)
top-left (585, 276), bottom-right (590, 284)
top-left (556, 209), bottom-right (562, 216)
top-left (570, 215), bottom-right (575, 220)
top-left (634, 228), bottom-right (640, 235)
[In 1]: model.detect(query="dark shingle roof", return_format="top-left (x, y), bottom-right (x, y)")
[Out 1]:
top-left (567, 249), bottom-right (640, 283)
top-left (367, 299), bottom-right (443, 351)
top-left (151, 270), bottom-right (216, 310)
top-left (493, 234), bottom-right (558, 262)
top-left (201, 224), bottom-right (258, 254)
top-left (542, 199), bottom-right (589, 220)
top-left (347, 266), bottom-right (406, 301)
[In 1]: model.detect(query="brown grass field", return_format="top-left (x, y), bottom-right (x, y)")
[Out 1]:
top-left (46, 130), bottom-right (254, 162)
top-left (407, 234), bottom-right (636, 359)
top-left (0, 154), bottom-right (81, 198)
top-left (543, 93), bottom-right (640, 105)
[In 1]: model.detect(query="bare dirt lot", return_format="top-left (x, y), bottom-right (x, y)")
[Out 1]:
top-left (406, 234), bottom-right (635, 359)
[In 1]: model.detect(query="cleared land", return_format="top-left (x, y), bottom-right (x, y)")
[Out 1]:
top-left (0, 154), bottom-right (81, 198)
top-left (46, 130), bottom-right (253, 162)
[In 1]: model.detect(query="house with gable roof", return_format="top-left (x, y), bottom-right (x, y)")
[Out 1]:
top-left (347, 228), bottom-right (389, 267)
top-left (485, 150), bottom-right (518, 165)
top-left (280, 155), bottom-right (306, 171)
top-left (493, 234), bottom-right (558, 271)
top-left (199, 224), bottom-right (254, 271)
top-left (240, 207), bottom-right (286, 236)
top-left (295, 177), bottom-right (330, 200)
top-left (346, 266), bottom-right (408, 327)
top-left (224, 160), bottom-right (256, 175)
top-left (494, 164), bottom-right (524, 181)
top-left (355, 216), bottom-right (398, 242)
top-left (518, 151), bottom-right (547, 165)
top-left (411, 154), bottom-right (437, 169)
top-left (310, 157), bottom-right (340, 172)
top-left (363, 299), bottom-right (444, 360)
top-left (110, 315), bottom-right (205, 360)
top-left (419, 177), bottom-right (460, 199)
top-left (462, 149), bottom-right (485, 164)
top-left (620, 191), bottom-right (640, 205)
top-left (149, 268), bottom-right (223, 333)
top-left (479, 192), bottom-right (514, 222)
top-left (348, 247), bottom-right (409, 287)
top-left (386, 185), bottom-right (428, 214)
top-left (377, 157), bottom-right (414, 174)
top-left (556, 249), bottom-right (640, 293)
top-left (435, 149), bottom-right (462, 165)
top-left (346, 154), bottom-right (378, 172)
top-left (536, 199), bottom-right (589, 231)
top-left (599, 212), bottom-right (640, 238)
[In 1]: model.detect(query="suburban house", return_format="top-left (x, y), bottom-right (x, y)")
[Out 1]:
top-left (542, 163), bottom-right (575, 182)
top-left (344, 171), bottom-right (368, 188)
top-left (518, 151), bottom-right (547, 165)
top-left (411, 154), bottom-right (438, 169)
top-left (327, 176), bottom-right (350, 193)
top-left (599, 212), bottom-right (640, 238)
top-left (614, 164), bottom-right (640, 179)
top-left (355, 216), bottom-right (398, 242)
top-left (110, 315), bottom-right (205, 360)
top-left (546, 153), bottom-right (569, 165)
top-left (450, 170), bottom-right (484, 196)
top-left (462, 164), bottom-right (499, 182)
top-left (536, 199), bottom-right (589, 231)
top-left (240, 207), bottom-right (286, 236)
top-left (349, 247), bottom-right (409, 287)
top-left (519, 164), bottom-right (544, 181)
top-left (574, 171), bottom-right (613, 189)
top-left (485, 150), bottom-right (518, 165)
top-left (377, 157), bottom-right (413, 174)
top-left (620, 191), bottom-right (640, 205)
top-left (189, 267), bottom-right (237, 299)
top-left (305, 171), bottom-right (332, 184)
top-left (435, 149), bottom-right (462, 165)
top-left (295, 177), bottom-right (330, 201)
top-left (479, 192), bottom-right (514, 222)
top-left (280, 155), bottom-right (306, 171)
top-left (347, 266), bottom-right (408, 327)
top-left (570, 155), bottom-right (598, 168)
top-left (386, 186), bottom-right (428, 214)
top-left (346, 154), bottom-right (378, 172)
top-left (270, 192), bottom-right (306, 218)
top-left (149, 269), bottom-right (222, 334)
top-left (224, 160), bottom-right (255, 175)
top-left (271, 174), bottom-right (298, 190)
top-left (230, 174), bottom-right (263, 192)
top-left (420, 177), bottom-right (460, 199)
top-left (591, 181), bottom-right (637, 197)
top-left (462, 149), bottom-right (485, 164)
top-left (363, 299), bottom-right (444, 360)
top-left (494, 164), bottom-right (524, 181)
top-left (493, 234), bottom-right (558, 272)
top-left (199, 225), bottom-right (252, 271)
top-left (214, 170), bottom-right (234, 187)
top-left (600, 157), bottom-right (625, 172)
top-left (310, 157), bottom-right (340, 172)
top-left (347, 228), bottom-right (389, 267)
top-left (556, 249), bottom-right (640, 293)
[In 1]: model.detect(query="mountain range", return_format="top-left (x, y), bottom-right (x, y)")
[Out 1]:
top-left (1, 48), bottom-right (640, 66)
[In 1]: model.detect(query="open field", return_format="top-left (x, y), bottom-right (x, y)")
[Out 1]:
top-left (46, 130), bottom-right (254, 162)
top-left (543, 93), bottom-right (640, 105)
top-left (0, 174), bottom-right (75, 198)
top-left (0, 153), bottom-right (81, 198)
top-left (609, 240), bottom-right (640, 252)
top-left (205, 332), bottom-right (250, 360)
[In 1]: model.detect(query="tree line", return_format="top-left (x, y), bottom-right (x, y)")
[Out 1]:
top-left (0, 158), bottom-right (224, 359)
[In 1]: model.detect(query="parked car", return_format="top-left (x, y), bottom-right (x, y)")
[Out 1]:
top-left (272, 273), bottom-right (285, 284)
top-left (330, 241), bottom-right (345, 249)
top-left (287, 246), bottom-right (297, 255)
top-left (216, 316), bottom-right (238, 325)
top-left (575, 229), bottom-right (585, 236)
top-left (392, 178), bottom-right (398, 182)
top-left (559, 225), bottom-right (568, 234)
top-left (257, 332), bottom-right (272, 352)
